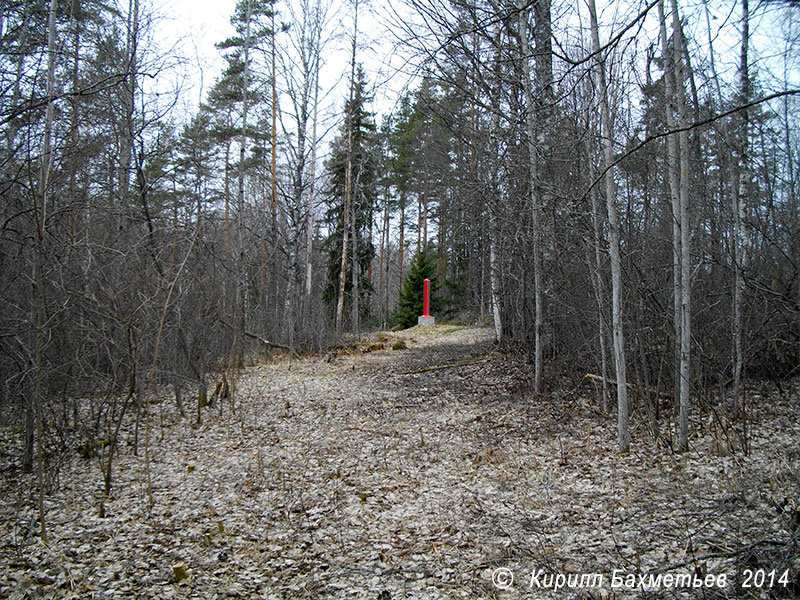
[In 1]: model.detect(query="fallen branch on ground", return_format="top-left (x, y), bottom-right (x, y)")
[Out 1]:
top-left (244, 331), bottom-right (300, 358)
top-left (397, 356), bottom-right (490, 375)
top-left (217, 314), bottom-right (299, 358)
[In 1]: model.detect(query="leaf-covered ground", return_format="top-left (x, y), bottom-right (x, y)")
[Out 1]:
top-left (1, 325), bottom-right (799, 599)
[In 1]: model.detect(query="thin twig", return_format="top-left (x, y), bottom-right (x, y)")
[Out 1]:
top-left (585, 373), bottom-right (672, 399)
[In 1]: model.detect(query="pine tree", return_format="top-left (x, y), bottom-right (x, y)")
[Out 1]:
top-left (394, 249), bottom-right (438, 329)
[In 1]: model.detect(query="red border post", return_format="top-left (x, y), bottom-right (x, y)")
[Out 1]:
top-left (422, 278), bottom-right (430, 317)
top-left (418, 279), bottom-right (435, 325)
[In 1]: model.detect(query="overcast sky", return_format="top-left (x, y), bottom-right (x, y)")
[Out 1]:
top-left (149, 0), bottom-right (415, 133)
top-left (148, 0), bottom-right (798, 131)
top-left (154, 0), bottom-right (238, 113)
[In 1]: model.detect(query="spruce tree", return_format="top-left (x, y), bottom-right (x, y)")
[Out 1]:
top-left (394, 249), bottom-right (438, 329)
top-left (322, 66), bottom-right (377, 327)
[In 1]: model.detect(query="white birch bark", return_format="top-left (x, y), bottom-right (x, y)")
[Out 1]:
top-left (489, 236), bottom-right (502, 344)
top-left (488, 22), bottom-right (503, 345)
top-left (336, 0), bottom-right (358, 332)
top-left (119, 0), bottom-right (138, 204)
top-left (588, 0), bottom-right (629, 451)
top-left (733, 0), bottom-right (749, 448)
top-left (584, 121), bottom-right (610, 413)
top-left (305, 0), bottom-right (322, 300)
top-left (671, 0), bottom-right (692, 451)
top-left (32, 0), bottom-right (59, 542)
top-left (518, 1), bottom-right (544, 394)
top-left (237, 0), bottom-right (252, 340)
top-left (658, 0), bottom-right (682, 424)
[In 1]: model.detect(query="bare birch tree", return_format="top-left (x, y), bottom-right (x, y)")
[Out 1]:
top-left (669, 0), bottom-right (692, 451)
top-left (518, 0), bottom-right (544, 393)
top-left (304, 0), bottom-right (327, 322)
top-left (658, 0), bottom-right (691, 450)
top-left (732, 0), bottom-right (750, 449)
top-left (588, 0), bottom-right (629, 451)
top-left (336, 0), bottom-right (359, 332)
top-left (488, 20), bottom-right (503, 345)
top-left (118, 0), bottom-right (139, 206)
top-left (30, 0), bottom-right (59, 542)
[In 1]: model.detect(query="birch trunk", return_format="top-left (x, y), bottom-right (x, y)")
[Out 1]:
top-left (588, 0), bottom-right (629, 451)
top-left (733, 0), bottom-right (749, 449)
top-left (379, 186), bottom-right (389, 324)
top-left (398, 198), bottom-right (405, 290)
top-left (585, 124), bottom-right (610, 413)
top-left (488, 22), bottom-right (503, 345)
top-left (518, 1), bottom-right (544, 393)
top-left (351, 178), bottom-right (360, 333)
top-left (659, 0), bottom-right (681, 409)
top-left (671, 0), bottom-right (692, 451)
top-left (67, 0), bottom-right (81, 240)
top-left (489, 236), bottom-right (502, 344)
top-left (4, 0), bottom-right (29, 152)
top-left (271, 8), bottom-right (280, 321)
top-left (336, 0), bottom-right (358, 332)
top-left (659, 0), bottom-right (688, 448)
top-left (305, 0), bottom-right (322, 306)
top-left (31, 0), bottom-right (59, 542)
top-left (224, 134), bottom-right (232, 259)
top-left (237, 0), bottom-right (252, 340)
top-left (119, 0), bottom-right (138, 205)
top-left (18, 0), bottom-right (32, 473)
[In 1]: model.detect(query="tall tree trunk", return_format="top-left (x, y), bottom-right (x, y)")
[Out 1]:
top-left (533, 0), bottom-right (553, 103)
top-left (67, 0), bottom-right (83, 429)
top-left (224, 133), bottom-right (232, 259)
top-left (119, 0), bottom-right (139, 206)
top-left (488, 22), bottom-right (503, 344)
top-left (422, 187), bottom-right (428, 251)
top-left (31, 0), bottom-right (59, 543)
top-left (271, 8), bottom-right (280, 322)
top-left (67, 0), bottom-right (82, 242)
top-left (518, 1), bottom-right (544, 393)
top-left (585, 120), bottom-right (610, 413)
top-left (336, 0), bottom-right (359, 332)
top-left (237, 0), bottom-right (252, 343)
top-left (4, 0), bottom-right (29, 153)
top-left (18, 0), bottom-right (32, 474)
top-left (398, 196), bottom-right (405, 291)
top-left (417, 194), bottom-right (422, 253)
top-left (732, 0), bottom-right (749, 451)
top-left (659, 0), bottom-right (685, 445)
top-left (489, 235), bottom-right (502, 343)
top-left (367, 187), bottom-right (374, 287)
top-left (305, 0), bottom-right (323, 316)
top-left (671, 0), bottom-right (692, 452)
top-left (589, 0), bottom-right (629, 452)
top-left (379, 186), bottom-right (390, 323)
top-left (351, 180), bottom-right (360, 333)
top-left (305, 99), bottom-right (318, 295)
top-left (286, 2), bottom-right (315, 344)
top-left (378, 195), bottom-right (385, 319)
top-left (702, 0), bottom-right (742, 430)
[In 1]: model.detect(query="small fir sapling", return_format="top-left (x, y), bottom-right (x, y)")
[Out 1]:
top-left (394, 249), bottom-right (439, 329)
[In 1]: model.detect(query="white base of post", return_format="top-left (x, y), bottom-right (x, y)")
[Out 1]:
top-left (418, 316), bottom-right (436, 325)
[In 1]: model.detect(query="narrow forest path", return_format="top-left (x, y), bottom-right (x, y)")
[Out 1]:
top-left (2, 325), bottom-right (799, 599)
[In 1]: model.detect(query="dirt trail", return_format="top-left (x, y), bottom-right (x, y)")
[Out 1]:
top-left (2, 325), bottom-right (799, 599)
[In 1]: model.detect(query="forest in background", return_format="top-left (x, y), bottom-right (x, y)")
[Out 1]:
top-left (1, 0), bottom-right (799, 514)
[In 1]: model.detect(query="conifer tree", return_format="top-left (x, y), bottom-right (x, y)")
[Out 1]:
top-left (394, 249), bottom-right (438, 329)
top-left (322, 66), bottom-right (377, 329)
